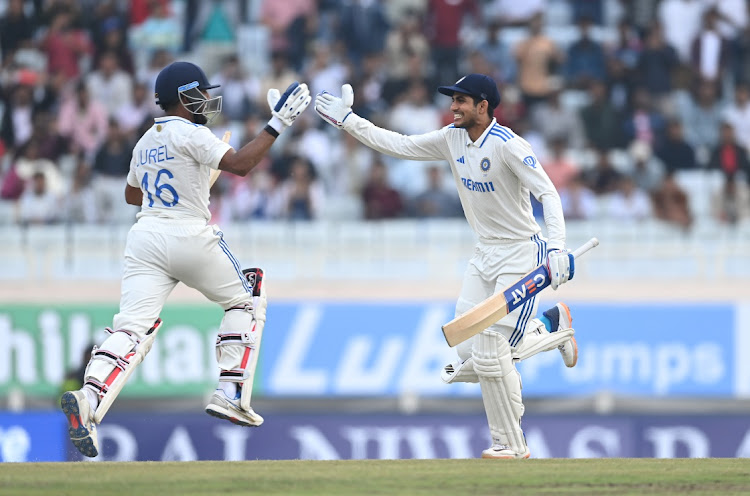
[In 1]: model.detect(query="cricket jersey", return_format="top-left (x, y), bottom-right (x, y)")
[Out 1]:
top-left (343, 115), bottom-right (566, 250)
top-left (127, 116), bottom-right (232, 222)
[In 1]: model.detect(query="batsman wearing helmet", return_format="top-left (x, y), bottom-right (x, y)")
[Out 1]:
top-left (315, 75), bottom-right (576, 459)
top-left (61, 61), bottom-right (311, 458)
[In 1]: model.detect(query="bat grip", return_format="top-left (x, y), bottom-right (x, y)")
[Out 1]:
top-left (571, 237), bottom-right (599, 259)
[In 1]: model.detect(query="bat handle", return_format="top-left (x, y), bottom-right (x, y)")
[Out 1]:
top-left (571, 237), bottom-right (599, 259)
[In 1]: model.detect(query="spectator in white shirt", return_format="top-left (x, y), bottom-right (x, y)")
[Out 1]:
top-left (560, 173), bottom-right (598, 220)
top-left (606, 175), bottom-right (652, 222)
top-left (387, 79), bottom-right (443, 196)
top-left (64, 157), bottom-right (99, 224)
top-left (658, 0), bottom-right (705, 63)
top-left (211, 55), bottom-right (260, 123)
top-left (18, 171), bottom-right (60, 225)
top-left (704, 0), bottom-right (748, 39)
top-left (691, 7), bottom-right (728, 84)
top-left (723, 82), bottom-right (750, 153)
top-left (115, 81), bottom-right (156, 138)
top-left (86, 51), bottom-right (134, 118)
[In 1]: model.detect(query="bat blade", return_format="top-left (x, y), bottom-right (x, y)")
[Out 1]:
top-left (441, 237), bottom-right (599, 347)
top-left (441, 265), bottom-right (548, 347)
top-left (442, 294), bottom-right (509, 348)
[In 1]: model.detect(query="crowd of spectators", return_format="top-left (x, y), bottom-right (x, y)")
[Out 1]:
top-left (1, 0), bottom-right (749, 230)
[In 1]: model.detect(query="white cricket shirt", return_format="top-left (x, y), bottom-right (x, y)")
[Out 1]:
top-left (343, 115), bottom-right (566, 249)
top-left (127, 116), bottom-right (232, 222)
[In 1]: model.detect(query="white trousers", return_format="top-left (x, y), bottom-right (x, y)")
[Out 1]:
top-left (454, 234), bottom-right (547, 361)
top-left (112, 217), bottom-right (252, 338)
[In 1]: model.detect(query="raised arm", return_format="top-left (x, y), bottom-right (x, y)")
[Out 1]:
top-left (315, 84), bottom-right (449, 162)
top-left (218, 82), bottom-right (312, 177)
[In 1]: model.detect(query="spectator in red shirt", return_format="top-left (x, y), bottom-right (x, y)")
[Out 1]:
top-left (709, 122), bottom-right (750, 181)
top-left (426, 0), bottom-right (480, 88)
top-left (41, 8), bottom-right (92, 80)
top-left (260, 0), bottom-right (315, 54)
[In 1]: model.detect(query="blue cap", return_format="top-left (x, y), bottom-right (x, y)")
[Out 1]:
top-left (154, 61), bottom-right (219, 109)
top-left (438, 74), bottom-right (500, 108)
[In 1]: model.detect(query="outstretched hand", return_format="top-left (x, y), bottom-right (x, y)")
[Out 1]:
top-left (315, 84), bottom-right (354, 129)
top-left (267, 82), bottom-right (311, 133)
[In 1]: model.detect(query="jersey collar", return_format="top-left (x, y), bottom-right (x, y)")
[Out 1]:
top-left (153, 115), bottom-right (198, 126)
top-left (468, 117), bottom-right (498, 148)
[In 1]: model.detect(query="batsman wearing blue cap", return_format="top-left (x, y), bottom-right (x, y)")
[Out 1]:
top-left (315, 74), bottom-right (577, 459)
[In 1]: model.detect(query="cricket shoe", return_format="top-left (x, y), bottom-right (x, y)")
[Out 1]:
top-left (543, 302), bottom-right (577, 368)
top-left (205, 389), bottom-right (264, 427)
top-left (61, 390), bottom-right (99, 458)
top-left (481, 443), bottom-right (531, 459)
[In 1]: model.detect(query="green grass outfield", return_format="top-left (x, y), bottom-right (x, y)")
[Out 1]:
top-left (1, 458), bottom-right (749, 496)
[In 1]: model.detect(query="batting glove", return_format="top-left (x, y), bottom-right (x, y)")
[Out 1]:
top-left (546, 249), bottom-right (575, 290)
top-left (267, 82), bottom-right (312, 134)
top-left (315, 84), bottom-right (354, 129)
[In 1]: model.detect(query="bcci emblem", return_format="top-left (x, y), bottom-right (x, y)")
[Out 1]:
top-left (523, 156), bottom-right (537, 168)
top-left (480, 157), bottom-right (491, 172)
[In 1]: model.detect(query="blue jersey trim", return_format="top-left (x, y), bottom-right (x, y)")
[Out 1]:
top-left (479, 132), bottom-right (496, 147)
top-left (494, 125), bottom-right (514, 140)
top-left (488, 131), bottom-right (508, 140)
top-left (480, 125), bottom-right (515, 147)
top-left (154, 118), bottom-right (200, 127)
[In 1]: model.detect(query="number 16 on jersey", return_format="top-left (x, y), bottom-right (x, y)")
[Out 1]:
top-left (141, 168), bottom-right (179, 207)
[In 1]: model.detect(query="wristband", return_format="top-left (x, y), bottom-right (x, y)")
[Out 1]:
top-left (264, 124), bottom-right (280, 138)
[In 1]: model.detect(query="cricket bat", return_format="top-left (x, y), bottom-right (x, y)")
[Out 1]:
top-left (441, 237), bottom-right (599, 347)
top-left (209, 130), bottom-right (232, 187)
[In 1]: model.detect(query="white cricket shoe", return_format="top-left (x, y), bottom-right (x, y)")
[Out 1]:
top-left (61, 390), bottom-right (99, 458)
top-left (481, 443), bottom-right (531, 459)
top-left (543, 302), bottom-right (578, 368)
top-left (205, 389), bottom-right (264, 427)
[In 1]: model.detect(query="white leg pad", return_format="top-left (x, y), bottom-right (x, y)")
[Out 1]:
top-left (242, 268), bottom-right (266, 411)
top-left (441, 358), bottom-right (479, 384)
top-left (216, 273), bottom-right (266, 412)
top-left (513, 320), bottom-right (575, 362)
top-left (89, 320), bottom-right (162, 424)
top-left (473, 331), bottom-right (527, 453)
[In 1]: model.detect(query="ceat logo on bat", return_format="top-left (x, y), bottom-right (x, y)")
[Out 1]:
top-left (504, 266), bottom-right (549, 311)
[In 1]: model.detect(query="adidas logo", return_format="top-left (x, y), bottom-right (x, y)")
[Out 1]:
top-left (456, 156), bottom-right (465, 164)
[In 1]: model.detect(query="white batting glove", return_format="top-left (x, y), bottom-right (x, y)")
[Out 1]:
top-left (267, 82), bottom-right (311, 134)
top-left (546, 249), bottom-right (575, 290)
top-left (315, 84), bottom-right (354, 128)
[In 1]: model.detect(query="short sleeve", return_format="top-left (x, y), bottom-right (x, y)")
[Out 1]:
top-left (126, 154), bottom-right (139, 188)
top-left (183, 126), bottom-right (234, 170)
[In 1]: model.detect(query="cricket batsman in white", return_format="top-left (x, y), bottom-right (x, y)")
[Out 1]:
top-left (315, 74), bottom-right (577, 459)
top-left (61, 61), bottom-right (312, 458)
